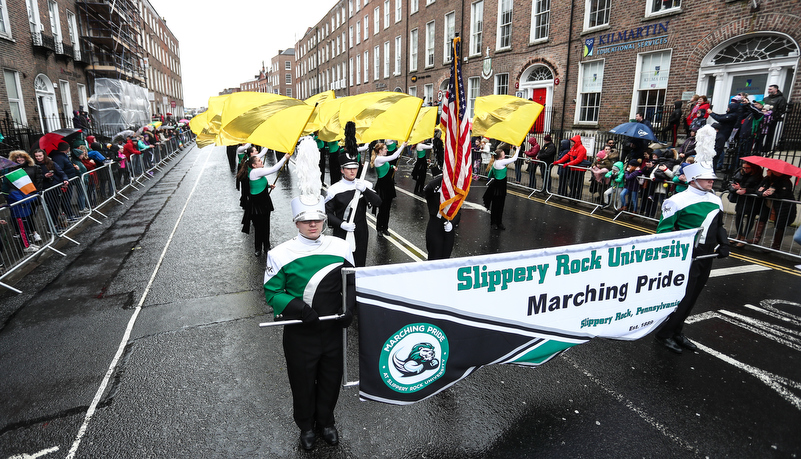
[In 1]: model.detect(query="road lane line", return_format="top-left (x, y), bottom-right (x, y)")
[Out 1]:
top-left (8, 446), bottom-right (59, 459)
top-left (66, 145), bottom-right (212, 459)
top-left (708, 265), bottom-right (772, 277)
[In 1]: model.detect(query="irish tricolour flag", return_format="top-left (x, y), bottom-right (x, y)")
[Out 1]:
top-left (5, 169), bottom-right (36, 195)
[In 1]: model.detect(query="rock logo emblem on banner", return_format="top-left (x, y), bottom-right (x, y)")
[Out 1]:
top-left (381, 323), bottom-right (449, 393)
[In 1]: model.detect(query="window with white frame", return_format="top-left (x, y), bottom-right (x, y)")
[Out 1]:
top-left (424, 84), bottom-right (434, 105)
top-left (356, 21), bottom-right (361, 43)
top-left (286, 88), bottom-right (292, 97)
top-left (349, 0), bottom-right (353, 17)
top-left (409, 28), bottom-right (418, 71)
top-left (48, 1), bottom-right (63, 53)
top-left (67, 10), bottom-right (80, 58)
top-left (426, 0), bottom-right (435, 5)
top-left (635, 50), bottom-right (671, 121)
top-left (494, 73), bottom-right (508, 95)
top-left (364, 50), bottom-right (369, 81)
top-left (77, 83), bottom-right (87, 110)
top-left (395, 0), bottom-right (401, 22)
top-left (394, 36), bottom-right (402, 74)
top-left (531, 0), bottom-right (550, 41)
top-left (584, 0), bottom-right (610, 30)
top-left (468, 77), bottom-right (480, 118)
top-left (349, 26), bottom-right (354, 48)
top-left (356, 55), bottom-right (361, 84)
top-left (470, 1), bottom-right (483, 56)
top-left (647, 0), bottom-right (680, 15)
top-left (59, 80), bottom-right (72, 116)
top-left (497, 0), bottom-right (512, 50)
top-left (444, 12), bottom-right (455, 63)
top-left (409, 86), bottom-right (417, 97)
top-left (349, 58), bottom-right (354, 86)
top-left (383, 41), bottom-right (390, 77)
top-left (425, 21), bottom-right (435, 68)
top-left (342, 31), bottom-right (346, 51)
top-left (411, 0), bottom-right (418, 14)
top-left (577, 60), bottom-right (604, 123)
top-left (285, 60), bottom-right (291, 70)
top-left (356, 0), bottom-right (360, 11)
top-left (374, 7), bottom-right (380, 34)
top-left (336, 35), bottom-right (341, 55)
top-left (374, 45), bottom-right (380, 80)
top-left (4, 70), bottom-right (25, 124)
top-left (364, 15), bottom-right (369, 39)
top-left (285, 73), bottom-right (292, 84)
top-left (384, 0), bottom-right (390, 28)
top-left (0, 0), bottom-right (11, 38)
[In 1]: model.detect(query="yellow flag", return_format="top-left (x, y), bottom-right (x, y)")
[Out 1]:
top-left (219, 92), bottom-right (315, 153)
top-left (301, 91), bottom-right (336, 136)
top-left (316, 97), bottom-right (347, 142)
top-left (339, 92), bottom-right (423, 143)
top-left (472, 95), bottom-right (544, 146)
top-left (408, 107), bottom-right (438, 145)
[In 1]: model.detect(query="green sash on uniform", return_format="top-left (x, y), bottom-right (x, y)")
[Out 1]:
top-left (376, 161), bottom-right (392, 178)
top-left (250, 169), bottom-right (268, 195)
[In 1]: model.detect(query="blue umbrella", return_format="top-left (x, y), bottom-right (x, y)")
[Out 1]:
top-left (609, 122), bottom-right (657, 141)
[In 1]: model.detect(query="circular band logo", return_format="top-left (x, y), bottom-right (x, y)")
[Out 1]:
top-left (380, 323), bottom-right (449, 393)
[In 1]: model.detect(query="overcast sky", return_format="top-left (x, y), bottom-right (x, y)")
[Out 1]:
top-left (148, 0), bottom-right (333, 109)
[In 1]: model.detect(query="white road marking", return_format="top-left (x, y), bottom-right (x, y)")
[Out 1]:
top-left (708, 265), bottom-right (771, 277)
top-left (7, 446), bottom-right (59, 459)
top-left (564, 357), bottom-right (701, 455)
top-left (66, 145), bottom-right (213, 459)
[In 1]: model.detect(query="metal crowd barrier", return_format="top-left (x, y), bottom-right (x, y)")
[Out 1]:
top-left (722, 192), bottom-right (801, 256)
top-left (0, 193), bottom-right (64, 293)
top-left (0, 135), bottom-right (196, 292)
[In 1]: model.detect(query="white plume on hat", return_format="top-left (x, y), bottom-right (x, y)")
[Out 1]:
top-left (694, 124), bottom-right (716, 168)
top-left (291, 137), bottom-right (326, 222)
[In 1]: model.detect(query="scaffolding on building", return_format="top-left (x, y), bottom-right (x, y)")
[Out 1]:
top-left (76, 0), bottom-right (146, 86)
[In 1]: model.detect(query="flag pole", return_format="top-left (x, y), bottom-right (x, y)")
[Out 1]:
top-left (268, 103), bottom-right (319, 194)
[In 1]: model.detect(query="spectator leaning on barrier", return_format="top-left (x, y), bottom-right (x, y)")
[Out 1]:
top-left (655, 162), bottom-right (729, 355)
top-left (750, 170), bottom-right (796, 249)
top-left (728, 161), bottom-right (763, 247)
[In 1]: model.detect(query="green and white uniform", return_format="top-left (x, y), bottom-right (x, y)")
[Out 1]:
top-left (264, 232), bottom-right (355, 431)
top-left (655, 185), bottom-right (728, 340)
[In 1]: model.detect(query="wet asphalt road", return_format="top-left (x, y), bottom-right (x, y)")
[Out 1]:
top-left (1, 143), bottom-right (800, 458)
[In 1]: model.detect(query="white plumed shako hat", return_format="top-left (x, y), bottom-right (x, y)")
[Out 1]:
top-left (683, 163), bottom-right (718, 181)
top-left (291, 195), bottom-right (327, 222)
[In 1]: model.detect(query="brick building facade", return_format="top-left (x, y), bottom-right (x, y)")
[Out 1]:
top-left (271, 48), bottom-right (295, 97)
top-left (0, 0), bottom-right (183, 137)
top-left (294, 0), bottom-right (799, 135)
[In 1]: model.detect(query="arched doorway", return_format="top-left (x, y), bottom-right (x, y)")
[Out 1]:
top-left (34, 74), bottom-right (60, 133)
top-left (519, 64), bottom-right (554, 132)
top-left (698, 34), bottom-right (798, 112)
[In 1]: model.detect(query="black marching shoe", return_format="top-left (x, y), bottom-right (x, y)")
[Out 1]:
top-left (381, 229), bottom-right (390, 236)
top-left (497, 224), bottom-right (506, 230)
top-left (254, 250), bottom-right (261, 257)
top-left (320, 425), bottom-right (339, 446)
top-left (673, 334), bottom-right (699, 352)
top-left (300, 429), bottom-right (316, 450)
top-left (656, 336), bottom-right (683, 354)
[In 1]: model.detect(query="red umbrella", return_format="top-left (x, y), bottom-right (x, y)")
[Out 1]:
top-left (39, 128), bottom-right (83, 153)
top-left (740, 156), bottom-right (801, 178)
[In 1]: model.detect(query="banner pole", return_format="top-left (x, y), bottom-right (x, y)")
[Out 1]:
top-left (341, 267), bottom-right (359, 388)
top-left (258, 314), bottom-right (342, 328)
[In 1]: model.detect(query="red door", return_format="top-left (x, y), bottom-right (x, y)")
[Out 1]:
top-left (530, 88), bottom-right (547, 133)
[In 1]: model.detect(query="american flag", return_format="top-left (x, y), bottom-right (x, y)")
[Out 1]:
top-left (439, 36), bottom-right (471, 221)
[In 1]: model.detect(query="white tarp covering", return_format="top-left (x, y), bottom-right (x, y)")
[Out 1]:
top-left (87, 78), bottom-right (151, 132)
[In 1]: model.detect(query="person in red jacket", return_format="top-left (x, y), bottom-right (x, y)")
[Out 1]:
top-left (553, 134), bottom-right (587, 199)
top-left (123, 136), bottom-right (143, 175)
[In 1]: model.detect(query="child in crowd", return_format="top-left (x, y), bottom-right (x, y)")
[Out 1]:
top-left (620, 159), bottom-right (642, 212)
top-left (603, 161), bottom-right (625, 208)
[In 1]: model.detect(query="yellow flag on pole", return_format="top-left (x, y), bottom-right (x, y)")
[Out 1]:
top-left (408, 107), bottom-right (438, 145)
top-left (316, 97), bottom-right (347, 142)
top-left (339, 92), bottom-right (423, 143)
top-left (219, 92), bottom-right (315, 153)
top-left (471, 95), bottom-right (544, 147)
top-left (301, 91), bottom-right (336, 136)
